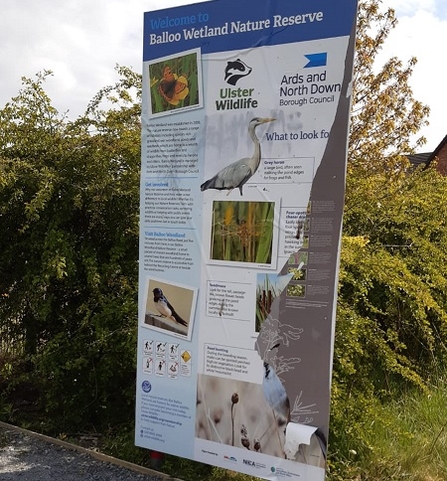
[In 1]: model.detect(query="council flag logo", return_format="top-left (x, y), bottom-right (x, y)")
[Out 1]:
top-left (304, 52), bottom-right (327, 68)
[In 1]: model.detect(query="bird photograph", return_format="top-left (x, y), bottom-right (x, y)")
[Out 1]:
top-left (200, 117), bottom-right (275, 196)
top-left (143, 280), bottom-right (196, 338)
top-left (152, 287), bottom-right (188, 327)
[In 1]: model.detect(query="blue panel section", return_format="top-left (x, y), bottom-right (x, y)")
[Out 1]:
top-left (143, 0), bottom-right (357, 61)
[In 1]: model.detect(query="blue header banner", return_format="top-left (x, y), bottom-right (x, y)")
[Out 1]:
top-left (143, 0), bottom-right (357, 61)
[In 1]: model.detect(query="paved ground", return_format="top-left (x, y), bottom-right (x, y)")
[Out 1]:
top-left (0, 423), bottom-right (178, 481)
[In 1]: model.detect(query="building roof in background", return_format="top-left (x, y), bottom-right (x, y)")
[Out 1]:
top-left (407, 152), bottom-right (432, 168)
top-left (425, 134), bottom-right (447, 169)
top-left (407, 134), bottom-right (447, 170)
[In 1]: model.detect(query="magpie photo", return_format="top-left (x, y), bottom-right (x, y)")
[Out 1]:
top-left (153, 287), bottom-right (188, 327)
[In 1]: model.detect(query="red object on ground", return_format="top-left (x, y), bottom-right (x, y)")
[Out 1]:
top-left (149, 450), bottom-right (164, 469)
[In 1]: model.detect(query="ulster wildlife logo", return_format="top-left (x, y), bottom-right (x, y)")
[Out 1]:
top-left (215, 59), bottom-right (257, 111)
top-left (224, 58), bottom-right (252, 85)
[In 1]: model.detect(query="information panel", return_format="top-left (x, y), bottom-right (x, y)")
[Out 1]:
top-left (136, 1), bottom-right (358, 479)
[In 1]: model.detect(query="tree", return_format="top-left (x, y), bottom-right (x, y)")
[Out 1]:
top-left (334, 0), bottom-right (445, 393)
top-left (0, 67), bottom-right (142, 431)
top-left (0, 2), bottom-right (444, 479)
top-left (349, 0), bottom-right (430, 169)
top-left (329, 1), bottom-right (447, 476)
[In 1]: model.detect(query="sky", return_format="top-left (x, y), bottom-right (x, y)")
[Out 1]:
top-left (0, 0), bottom-right (445, 151)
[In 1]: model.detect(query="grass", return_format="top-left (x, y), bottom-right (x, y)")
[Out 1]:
top-left (351, 377), bottom-right (447, 481)
top-left (124, 376), bottom-right (447, 481)
top-left (2, 357), bottom-right (447, 481)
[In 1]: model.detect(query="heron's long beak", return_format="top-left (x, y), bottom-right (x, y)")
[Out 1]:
top-left (262, 117), bottom-right (276, 123)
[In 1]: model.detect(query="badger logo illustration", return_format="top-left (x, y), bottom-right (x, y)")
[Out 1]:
top-left (224, 58), bottom-right (252, 86)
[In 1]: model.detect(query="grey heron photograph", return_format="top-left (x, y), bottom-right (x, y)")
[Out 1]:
top-left (200, 116), bottom-right (275, 195)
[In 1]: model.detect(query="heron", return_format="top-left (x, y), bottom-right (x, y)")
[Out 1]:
top-left (200, 117), bottom-right (275, 196)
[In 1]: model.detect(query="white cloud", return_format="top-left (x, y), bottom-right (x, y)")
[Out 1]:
top-left (379, 6), bottom-right (447, 150)
top-left (386, 0), bottom-right (437, 15)
top-left (0, 0), bottom-right (193, 117)
top-left (0, 0), bottom-right (444, 150)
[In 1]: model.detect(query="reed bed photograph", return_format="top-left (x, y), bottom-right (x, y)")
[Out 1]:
top-left (210, 200), bottom-right (275, 264)
top-left (255, 272), bottom-right (293, 331)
